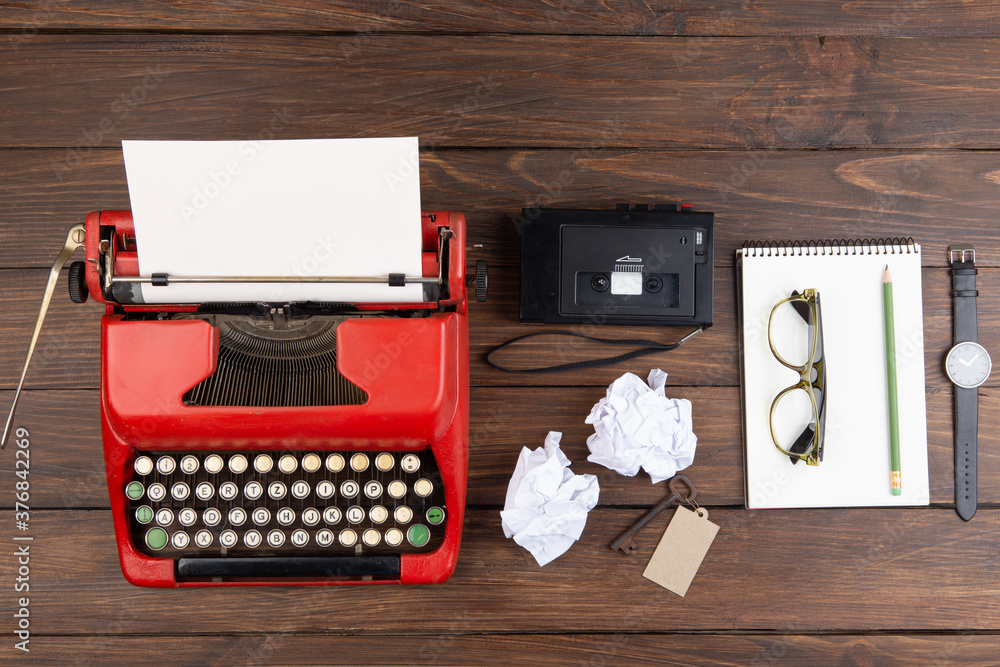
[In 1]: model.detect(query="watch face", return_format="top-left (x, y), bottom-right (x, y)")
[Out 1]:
top-left (946, 342), bottom-right (992, 388)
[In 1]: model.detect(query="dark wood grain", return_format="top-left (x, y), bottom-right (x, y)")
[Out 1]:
top-left (6, 36), bottom-right (1000, 149)
top-left (12, 634), bottom-right (1000, 666)
top-left (3, 1), bottom-right (1000, 36)
top-left (1, 508), bottom-right (998, 637)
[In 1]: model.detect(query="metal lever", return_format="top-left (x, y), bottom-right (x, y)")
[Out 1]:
top-left (1, 224), bottom-right (86, 448)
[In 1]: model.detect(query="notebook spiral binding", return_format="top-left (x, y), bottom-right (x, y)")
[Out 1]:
top-left (740, 237), bottom-right (918, 257)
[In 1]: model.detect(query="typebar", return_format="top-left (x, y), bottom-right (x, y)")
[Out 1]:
top-left (177, 555), bottom-right (400, 579)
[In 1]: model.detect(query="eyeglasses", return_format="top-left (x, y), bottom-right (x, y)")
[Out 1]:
top-left (767, 289), bottom-right (827, 466)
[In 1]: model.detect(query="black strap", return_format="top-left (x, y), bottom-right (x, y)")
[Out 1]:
top-left (955, 386), bottom-right (978, 521)
top-left (486, 327), bottom-right (703, 374)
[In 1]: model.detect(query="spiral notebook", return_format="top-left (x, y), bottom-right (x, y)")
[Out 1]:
top-left (737, 239), bottom-right (929, 509)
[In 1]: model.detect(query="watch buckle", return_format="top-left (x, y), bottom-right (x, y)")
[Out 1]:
top-left (949, 245), bottom-right (975, 264)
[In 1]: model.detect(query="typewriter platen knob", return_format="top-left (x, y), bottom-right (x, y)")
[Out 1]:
top-left (68, 260), bottom-right (89, 304)
top-left (474, 260), bottom-right (488, 302)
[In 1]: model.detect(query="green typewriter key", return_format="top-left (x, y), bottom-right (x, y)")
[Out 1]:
top-left (135, 505), bottom-right (154, 524)
top-left (125, 482), bottom-right (144, 500)
top-left (407, 524), bottom-right (430, 547)
top-left (145, 528), bottom-right (168, 551)
top-left (426, 507), bottom-right (446, 525)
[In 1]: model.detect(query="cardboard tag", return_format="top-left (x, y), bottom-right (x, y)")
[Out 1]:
top-left (642, 506), bottom-right (719, 597)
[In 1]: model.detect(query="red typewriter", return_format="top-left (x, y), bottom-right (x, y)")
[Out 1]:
top-left (5, 210), bottom-right (475, 587)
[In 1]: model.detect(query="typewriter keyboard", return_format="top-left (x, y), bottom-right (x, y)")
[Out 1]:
top-left (125, 449), bottom-right (447, 562)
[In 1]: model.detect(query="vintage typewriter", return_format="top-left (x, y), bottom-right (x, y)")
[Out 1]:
top-left (4, 209), bottom-right (480, 587)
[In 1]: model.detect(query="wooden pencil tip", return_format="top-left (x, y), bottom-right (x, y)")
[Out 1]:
top-left (883, 265), bottom-right (892, 283)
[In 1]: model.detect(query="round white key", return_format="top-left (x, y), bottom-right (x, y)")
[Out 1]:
top-left (369, 505), bottom-right (388, 524)
top-left (180, 455), bottom-right (199, 474)
top-left (178, 508), bottom-right (197, 526)
top-left (156, 456), bottom-right (176, 475)
top-left (244, 530), bottom-right (262, 548)
top-left (394, 506), bottom-right (413, 524)
top-left (350, 453), bottom-right (369, 472)
top-left (400, 454), bottom-right (420, 473)
top-left (228, 507), bottom-right (247, 526)
top-left (276, 507), bottom-right (295, 526)
top-left (278, 455), bottom-right (298, 474)
top-left (155, 508), bottom-right (174, 526)
top-left (195, 482), bottom-right (214, 501)
top-left (254, 454), bottom-right (273, 473)
top-left (171, 531), bottom-right (190, 549)
top-left (302, 508), bottom-right (321, 526)
top-left (244, 481), bottom-right (263, 501)
top-left (316, 529), bottom-right (334, 547)
top-left (267, 529), bottom-right (285, 548)
top-left (387, 480), bottom-right (407, 499)
top-left (385, 528), bottom-right (403, 547)
top-left (339, 529), bottom-right (358, 547)
top-left (228, 454), bottom-right (248, 474)
top-left (147, 483), bottom-right (167, 502)
top-left (204, 454), bottom-right (224, 474)
top-left (362, 529), bottom-right (381, 547)
top-left (134, 456), bottom-right (153, 476)
top-left (219, 530), bottom-right (238, 548)
top-left (375, 453), bottom-right (394, 472)
top-left (340, 480), bottom-right (359, 498)
top-left (195, 529), bottom-right (213, 548)
top-left (323, 507), bottom-right (342, 525)
top-left (291, 480), bottom-right (310, 499)
top-left (413, 478), bottom-right (433, 497)
top-left (346, 506), bottom-right (365, 524)
top-left (171, 482), bottom-right (190, 501)
top-left (291, 529), bottom-right (309, 547)
top-left (203, 508), bottom-right (222, 526)
top-left (219, 482), bottom-right (238, 501)
top-left (316, 480), bottom-right (335, 499)
top-left (302, 453), bottom-right (322, 473)
top-left (252, 507), bottom-right (271, 526)
top-left (268, 481), bottom-right (287, 500)
top-left (364, 481), bottom-right (383, 499)
top-left (326, 454), bottom-right (345, 473)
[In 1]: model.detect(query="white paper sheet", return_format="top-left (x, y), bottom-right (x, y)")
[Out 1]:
top-left (586, 369), bottom-right (698, 484)
top-left (500, 432), bottom-right (600, 567)
top-left (122, 138), bottom-right (424, 303)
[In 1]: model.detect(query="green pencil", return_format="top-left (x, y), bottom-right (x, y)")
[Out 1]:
top-left (883, 266), bottom-right (902, 495)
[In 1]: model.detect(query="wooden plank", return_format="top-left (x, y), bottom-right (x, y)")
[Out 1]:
top-left (0, 385), bottom-right (996, 509)
top-left (4, 148), bottom-right (1000, 271)
top-left (10, 633), bottom-right (1000, 666)
top-left (1, 508), bottom-right (998, 634)
top-left (6, 36), bottom-right (1000, 149)
top-left (3, 1), bottom-right (1000, 37)
top-left (0, 265), bottom-right (997, 390)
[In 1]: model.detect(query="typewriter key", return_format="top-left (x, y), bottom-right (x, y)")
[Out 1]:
top-left (268, 481), bottom-right (287, 500)
top-left (195, 482), bottom-right (214, 501)
top-left (426, 507), bottom-right (446, 525)
top-left (229, 454), bottom-right (248, 474)
top-left (252, 508), bottom-right (271, 526)
top-left (134, 456), bottom-right (153, 476)
top-left (291, 480), bottom-right (310, 499)
top-left (385, 528), bottom-right (403, 547)
top-left (316, 480), bottom-right (335, 499)
top-left (219, 530), bottom-right (238, 548)
top-left (219, 482), bottom-right (238, 501)
top-left (155, 508), bottom-right (174, 527)
top-left (407, 524), bottom-right (430, 547)
top-left (156, 456), bottom-right (176, 475)
top-left (180, 455), bottom-right (199, 474)
top-left (339, 529), bottom-right (358, 547)
top-left (364, 480), bottom-right (383, 499)
top-left (301, 508), bottom-right (321, 526)
top-left (369, 505), bottom-right (388, 524)
top-left (126, 482), bottom-right (144, 500)
top-left (362, 529), bottom-right (381, 547)
top-left (276, 507), bottom-right (295, 526)
top-left (401, 454), bottom-right (421, 473)
top-left (244, 530), bottom-right (262, 548)
top-left (145, 528), bottom-right (168, 551)
top-left (278, 455), bottom-right (298, 474)
top-left (325, 454), bottom-right (345, 473)
top-left (346, 506), bottom-right (365, 524)
top-left (178, 508), bottom-right (197, 527)
top-left (413, 478), bottom-right (434, 497)
top-left (204, 455), bottom-right (224, 474)
top-left (135, 505), bottom-right (153, 524)
top-left (387, 480), bottom-right (407, 499)
top-left (351, 453), bottom-right (370, 472)
top-left (194, 530), bottom-right (213, 548)
top-left (394, 506), bottom-right (413, 524)
top-left (171, 482), bottom-right (190, 501)
top-left (316, 529), bottom-right (334, 547)
top-left (147, 483), bottom-right (167, 502)
top-left (243, 481), bottom-right (263, 501)
top-left (302, 454), bottom-right (322, 473)
top-left (323, 507), bottom-right (342, 525)
top-left (267, 529), bottom-right (285, 548)
top-left (171, 531), bottom-right (190, 549)
top-left (254, 454), bottom-right (273, 474)
top-left (291, 529), bottom-right (309, 547)
top-left (376, 453), bottom-right (395, 472)
top-left (202, 508), bottom-right (222, 526)
top-left (340, 480), bottom-right (359, 498)
top-left (228, 507), bottom-right (247, 526)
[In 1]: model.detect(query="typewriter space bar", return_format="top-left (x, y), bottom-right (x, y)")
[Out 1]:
top-left (177, 556), bottom-right (400, 579)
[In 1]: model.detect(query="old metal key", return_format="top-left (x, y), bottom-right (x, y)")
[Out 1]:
top-left (610, 474), bottom-right (697, 554)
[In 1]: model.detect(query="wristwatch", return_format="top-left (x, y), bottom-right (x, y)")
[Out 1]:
top-left (945, 246), bottom-right (991, 521)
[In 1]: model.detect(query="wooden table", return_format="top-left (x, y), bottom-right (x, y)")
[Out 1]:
top-left (2, 3), bottom-right (999, 664)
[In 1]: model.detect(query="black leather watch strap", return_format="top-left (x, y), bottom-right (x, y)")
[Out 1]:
top-left (950, 247), bottom-right (979, 521)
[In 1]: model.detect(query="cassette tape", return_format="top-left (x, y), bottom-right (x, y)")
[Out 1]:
top-left (519, 205), bottom-right (713, 327)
